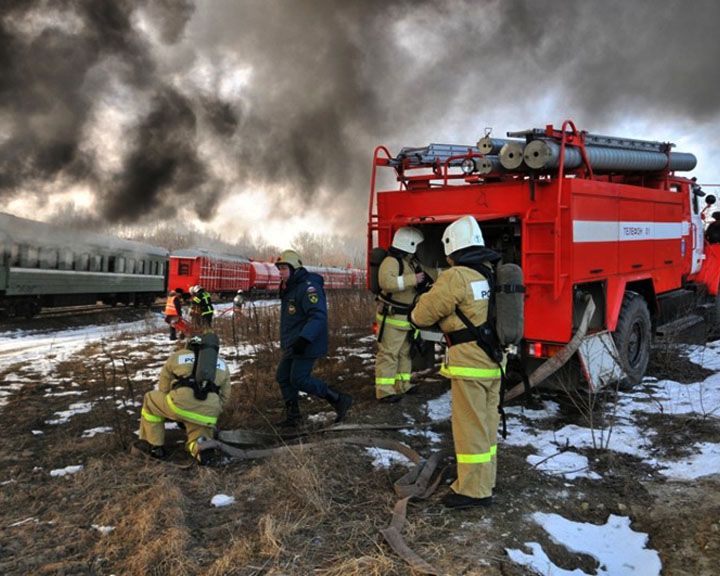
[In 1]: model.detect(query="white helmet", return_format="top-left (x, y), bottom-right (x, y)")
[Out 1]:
top-left (189, 285), bottom-right (203, 296)
top-left (391, 227), bottom-right (424, 254)
top-left (442, 215), bottom-right (485, 256)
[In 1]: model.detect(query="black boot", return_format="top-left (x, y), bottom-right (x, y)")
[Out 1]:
top-left (327, 391), bottom-right (353, 423)
top-left (278, 400), bottom-right (302, 428)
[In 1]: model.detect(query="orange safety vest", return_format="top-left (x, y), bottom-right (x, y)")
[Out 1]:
top-left (164, 296), bottom-right (179, 317)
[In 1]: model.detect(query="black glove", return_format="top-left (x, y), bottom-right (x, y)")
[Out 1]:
top-left (291, 337), bottom-right (310, 355)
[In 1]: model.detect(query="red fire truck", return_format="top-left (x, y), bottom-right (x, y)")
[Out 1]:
top-left (367, 120), bottom-right (720, 391)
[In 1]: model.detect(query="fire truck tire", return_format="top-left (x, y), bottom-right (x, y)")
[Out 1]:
top-left (612, 292), bottom-right (651, 387)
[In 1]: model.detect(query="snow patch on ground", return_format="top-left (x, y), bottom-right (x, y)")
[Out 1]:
top-left (50, 465), bottom-right (84, 477)
top-left (82, 426), bottom-right (113, 438)
top-left (92, 524), bottom-right (115, 535)
top-left (45, 401), bottom-right (93, 425)
top-left (366, 447), bottom-right (413, 469)
top-left (507, 513), bottom-right (661, 576)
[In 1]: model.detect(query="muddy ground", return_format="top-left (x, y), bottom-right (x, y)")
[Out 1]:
top-left (0, 292), bottom-right (718, 575)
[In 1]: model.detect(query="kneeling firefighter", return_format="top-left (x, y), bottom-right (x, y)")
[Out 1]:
top-left (410, 215), bottom-right (503, 509)
top-left (135, 321), bottom-right (231, 465)
top-left (374, 226), bottom-right (428, 402)
top-left (275, 249), bottom-right (352, 427)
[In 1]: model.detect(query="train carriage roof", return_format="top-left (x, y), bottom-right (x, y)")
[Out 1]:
top-left (171, 248), bottom-right (251, 263)
top-left (0, 212), bottom-right (168, 257)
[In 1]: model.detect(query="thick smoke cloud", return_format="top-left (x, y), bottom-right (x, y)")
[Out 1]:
top-left (1, 0), bottom-right (719, 233)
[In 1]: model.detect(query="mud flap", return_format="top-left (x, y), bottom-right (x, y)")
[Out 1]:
top-left (577, 331), bottom-right (627, 391)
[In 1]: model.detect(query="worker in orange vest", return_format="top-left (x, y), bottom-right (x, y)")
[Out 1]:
top-left (164, 288), bottom-right (184, 341)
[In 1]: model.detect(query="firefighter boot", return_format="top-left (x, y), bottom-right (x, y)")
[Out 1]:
top-left (132, 440), bottom-right (167, 460)
top-left (442, 491), bottom-right (493, 510)
top-left (278, 400), bottom-right (302, 428)
top-left (326, 389), bottom-right (353, 423)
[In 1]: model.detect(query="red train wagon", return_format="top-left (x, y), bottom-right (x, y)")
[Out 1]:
top-left (169, 249), bottom-right (251, 296)
top-left (248, 261), bottom-right (281, 295)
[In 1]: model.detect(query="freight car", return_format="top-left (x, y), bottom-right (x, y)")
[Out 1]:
top-left (169, 250), bottom-right (365, 299)
top-left (169, 249), bottom-right (252, 296)
top-left (0, 212), bottom-right (168, 318)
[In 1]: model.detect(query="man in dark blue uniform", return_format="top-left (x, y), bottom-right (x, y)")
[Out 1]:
top-left (275, 249), bottom-right (352, 427)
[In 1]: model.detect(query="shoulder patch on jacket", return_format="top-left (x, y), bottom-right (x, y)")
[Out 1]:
top-left (307, 292), bottom-right (319, 304)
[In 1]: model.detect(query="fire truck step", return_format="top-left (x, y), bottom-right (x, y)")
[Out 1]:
top-left (655, 314), bottom-right (705, 338)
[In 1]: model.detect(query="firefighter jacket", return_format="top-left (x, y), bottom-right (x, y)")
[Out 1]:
top-left (377, 252), bottom-right (420, 331)
top-left (158, 346), bottom-right (232, 426)
top-left (411, 264), bottom-right (501, 380)
top-left (279, 267), bottom-right (328, 358)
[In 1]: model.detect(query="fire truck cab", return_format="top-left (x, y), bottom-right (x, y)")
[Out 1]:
top-left (367, 121), bottom-right (720, 392)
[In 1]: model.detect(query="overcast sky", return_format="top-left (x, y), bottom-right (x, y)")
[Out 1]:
top-left (2, 0), bottom-right (720, 246)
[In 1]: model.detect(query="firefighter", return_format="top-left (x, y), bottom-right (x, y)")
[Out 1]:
top-left (233, 289), bottom-right (245, 312)
top-left (410, 215), bottom-right (502, 509)
top-left (163, 288), bottom-right (184, 341)
top-left (701, 194), bottom-right (717, 229)
top-left (189, 285), bottom-right (214, 326)
top-left (375, 227), bottom-right (427, 402)
top-left (706, 211), bottom-right (720, 244)
top-left (134, 320), bottom-right (231, 465)
top-left (275, 249), bottom-right (352, 426)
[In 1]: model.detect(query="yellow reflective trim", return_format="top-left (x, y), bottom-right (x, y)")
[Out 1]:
top-left (375, 377), bottom-right (396, 386)
top-left (376, 314), bottom-right (411, 329)
top-left (396, 373), bottom-right (411, 381)
top-left (166, 395), bottom-right (217, 426)
top-left (141, 408), bottom-right (164, 423)
top-left (457, 451), bottom-right (493, 464)
top-left (490, 444), bottom-right (497, 456)
top-left (440, 364), bottom-right (502, 379)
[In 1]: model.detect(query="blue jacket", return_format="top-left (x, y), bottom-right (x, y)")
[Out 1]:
top-left (279, 267), bottom-right (328, 358)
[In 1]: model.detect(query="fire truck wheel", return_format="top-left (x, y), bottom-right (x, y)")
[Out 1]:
top-left (612, 292), bottom-right (651, 387)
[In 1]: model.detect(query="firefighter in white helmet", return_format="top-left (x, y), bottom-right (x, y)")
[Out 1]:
top-left (374, 226), bottom-right (427, 402)
top-left (410, 215), bottom-right (502, 509)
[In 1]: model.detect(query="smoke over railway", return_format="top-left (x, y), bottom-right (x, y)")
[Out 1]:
top-left (1, 0), bottom-right (719, 234)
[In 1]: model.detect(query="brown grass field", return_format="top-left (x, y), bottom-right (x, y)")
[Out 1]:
top-left (0, 291), bottom-right (719, 575)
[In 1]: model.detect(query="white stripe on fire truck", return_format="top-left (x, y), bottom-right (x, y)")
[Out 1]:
top-left (573, 221), bottom-right (685, 243)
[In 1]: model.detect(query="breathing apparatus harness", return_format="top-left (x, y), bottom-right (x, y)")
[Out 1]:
top-left (172, 334), bottom-right (221, 401)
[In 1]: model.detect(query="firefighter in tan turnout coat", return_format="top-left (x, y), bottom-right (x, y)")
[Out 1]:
top-left (411, 215), bottom-right (502, 509)
top-left (375, 227), bottom-right (427, 402)
top-left (135, 322), bottom-right (231, 465)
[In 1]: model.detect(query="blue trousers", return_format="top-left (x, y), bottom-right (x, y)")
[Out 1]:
top-left (276, 354), bottom-right (330, 404)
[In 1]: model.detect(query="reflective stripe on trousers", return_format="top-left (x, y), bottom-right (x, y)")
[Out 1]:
top-left (440, 364), bottom-right (502, 379)
top-left (141, 408), bottom-right (164, 423)
top-left (457, 444), bottom-right (497, 464)
top-left (166, 395), bottom-right (218, 426)
top-left (376, 313), bottom-right (411, 329)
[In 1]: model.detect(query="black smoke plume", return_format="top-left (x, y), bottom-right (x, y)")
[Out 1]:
top-left (1, 0), bottom-right (719, 232)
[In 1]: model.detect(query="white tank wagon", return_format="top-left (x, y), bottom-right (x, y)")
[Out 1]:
top-left (0, 212), bottom-right (168, 318)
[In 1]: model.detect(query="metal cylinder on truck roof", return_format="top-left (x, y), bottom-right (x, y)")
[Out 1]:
top-left (523, 139), bottom-right (697, 172)
top-left (477, 156), bottom-right (503, 175)
top-left (477, 137), bottom-right (523, 156)
top-left (499, 141), bottom-right (525, 170)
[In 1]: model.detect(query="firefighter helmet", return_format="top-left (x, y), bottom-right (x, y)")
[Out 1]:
top-left (391, 227), bottom-right (424, 254)
top-left (276, 249), bottom-right (302, 269)
top-left (442, 215), bottom-right (485, 256)
top-left (189, 285), bottom-right (203, 296)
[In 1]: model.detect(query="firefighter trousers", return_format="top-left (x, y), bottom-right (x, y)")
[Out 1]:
top-left (276, 355), bottom-right (331, 404)
top-left (450, 376), bottom-right (501, 499)
top-left (139, 390), bottom-right (214, 459)
top-left (375, 323), bottom-right (414, 399)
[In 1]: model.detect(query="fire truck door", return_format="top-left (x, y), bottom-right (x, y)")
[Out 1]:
top-left (689, 185), bottom-right (704, 274)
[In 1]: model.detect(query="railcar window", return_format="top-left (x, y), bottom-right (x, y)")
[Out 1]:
top-left (179, 261), bottom-right (190, 275)
top-left (108, 256), bottom-right (116, 273)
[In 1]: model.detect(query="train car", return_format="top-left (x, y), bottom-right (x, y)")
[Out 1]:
top-left (349, 267), bottom-right (366, 289)
top-left (0, 212), bottom-right (168, 318)
top-left (248, 261), bottom-right (281, 296)
top-left (305, 265), bottom-right (358, 290)
top-left (169, 249), bottom-right (252, 296)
